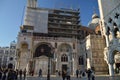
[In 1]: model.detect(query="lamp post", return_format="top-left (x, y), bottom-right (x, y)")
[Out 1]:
top-left (47, 57), bottom-right (50, 80)
top-left (47, 47), bottom-right (54, 80)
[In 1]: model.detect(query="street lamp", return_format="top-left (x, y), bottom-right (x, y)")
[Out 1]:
top-left (47, 57), bottom-right (50, 80)
top-left (47, 47), bottom-right (54, 80)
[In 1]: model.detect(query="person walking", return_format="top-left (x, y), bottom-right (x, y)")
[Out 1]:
top-left (79, 70), bottom-right (82, 78)
top-left (7, 69), bottom-right (12, 80)
top-left (58, 71), bottom-right (61, 77)
top-left (66, 67), bottom-right (70, 80)
top-left (76, 69), bottom-right (79, 78)
top-left (87, 69), bottom-right (92, 80)
top-left (23, 68), bottom-right (26, 80)
top-left (19, 69), bottom-right (22, 80)
top-left (2, 70), bottom-right (7, 80)
top-left (91, 70), bottom-right (95, 80)
top-left (62, 69), bottom-right (66, 80)
top-left (15, 69), bottom-right (18, 80)
top-left (39, 69), bottom-right (42, 77)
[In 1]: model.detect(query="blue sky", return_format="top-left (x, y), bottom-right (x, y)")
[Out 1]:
top-left (0, 0), bottom-right (99, 47)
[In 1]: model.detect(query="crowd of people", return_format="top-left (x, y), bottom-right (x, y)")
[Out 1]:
top-left (0, 68), bottom-right (26, 80)
top-left (76, 68), bottom-right (95, 80)
top-left (54, 68), bottom-right (95, 80)
top-left (0, 67), bottom-right (95, 80)
top-left (54, 67), bottom-right (71, 80)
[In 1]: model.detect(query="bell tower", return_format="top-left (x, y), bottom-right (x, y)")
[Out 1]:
top-left (27, 0), bottom-right (37, 8)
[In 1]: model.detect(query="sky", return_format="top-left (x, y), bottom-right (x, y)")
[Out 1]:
top-left (0, 0), bottom-right (99, 47)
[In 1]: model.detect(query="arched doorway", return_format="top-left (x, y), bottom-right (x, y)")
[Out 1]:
top-left (8, 63), bottom-right (13, 69)
top-left (114, 52), bottom-right (120, 74)
top-left (33, 43), bottom-right (53, 75)
top-left (58, 43), bottom-right (73, 74)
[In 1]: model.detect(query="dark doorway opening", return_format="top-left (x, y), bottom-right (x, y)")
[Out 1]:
top-left (8, 63), bottom-right (13, 69)
top-left (115, 63), bottom-right (120, 73)
top-left (116, 63), bottom-right (120, 68)
top-left (62, 64), bottom-right (67, 72)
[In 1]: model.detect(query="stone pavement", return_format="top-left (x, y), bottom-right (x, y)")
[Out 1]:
top-left (24, 75), bottom-right (120, 80)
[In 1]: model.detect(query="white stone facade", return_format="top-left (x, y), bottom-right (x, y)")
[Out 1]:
top-left (98, 0), bottom-right (120, 76)
top-left (16, 33), bottom-right (83, 75)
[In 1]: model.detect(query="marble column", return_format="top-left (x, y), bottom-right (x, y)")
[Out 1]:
top-left (72, 58), bottom-right (74, 76)
top-left (108, 50), bottom-right (115, 76)
top-left (105, 35), bottom-right (109, 47)
top-left (108, 63), bottom-right (114, 76)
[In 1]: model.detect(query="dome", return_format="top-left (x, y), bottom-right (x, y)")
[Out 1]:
top-left (92, 13), bottom-right (99, 19)
top-left (88, 13), bottom-right (100, 30)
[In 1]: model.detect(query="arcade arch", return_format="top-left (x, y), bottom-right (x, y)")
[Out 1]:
top-left (32, 42), bottom-right (54, 75)
top-left (107, 48), bottom-right (120, 75)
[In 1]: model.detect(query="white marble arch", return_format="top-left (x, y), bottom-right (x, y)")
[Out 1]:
top-left (109, 46), bottom-right (120, 63)
top-left (106, 46), bottom-right (120, 76)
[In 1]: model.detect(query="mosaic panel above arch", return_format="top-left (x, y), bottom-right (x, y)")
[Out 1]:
top-left (34, 43), bottom-right (53, 57)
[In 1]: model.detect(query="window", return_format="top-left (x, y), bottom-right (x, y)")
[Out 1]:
top-left (61, 54), bottom-right (68, 62)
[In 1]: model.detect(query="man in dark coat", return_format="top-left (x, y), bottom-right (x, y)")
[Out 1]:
top-left (39, 69), bottom-right (42, 77)
top-left (23, 69), bottom-right (26, 80)
top-left (76, 69), bottom-right (79, 78)
top-left (87, 69), bottom-right (92, 80)
top-left (62, 69), bottom-right (66, 80)
top-left (19, 69), bottom-right (22, 80)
